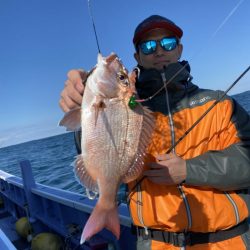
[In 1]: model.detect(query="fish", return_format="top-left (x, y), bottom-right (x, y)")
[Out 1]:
top-left (59, 53), bottom-right (155, 244)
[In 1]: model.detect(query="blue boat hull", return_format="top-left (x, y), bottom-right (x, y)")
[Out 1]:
top-left (0, 160), bottom-right (136, 249)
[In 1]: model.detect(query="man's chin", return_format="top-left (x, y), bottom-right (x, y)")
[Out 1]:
top-left (153, 63), bottom-right (170, 71)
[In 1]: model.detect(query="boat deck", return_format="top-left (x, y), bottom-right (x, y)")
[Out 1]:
top-left (0, 210), bottom-right (29, 250)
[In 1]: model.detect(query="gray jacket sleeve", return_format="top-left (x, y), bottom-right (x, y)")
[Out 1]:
top-left (185, 100), bottom-right (250, 191)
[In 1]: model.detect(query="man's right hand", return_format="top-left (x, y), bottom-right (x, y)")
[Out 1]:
top-left (59, 69), bottom-right (88, 113)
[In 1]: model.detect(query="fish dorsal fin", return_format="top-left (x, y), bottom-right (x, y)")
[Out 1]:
top-left (97, 53), bottom-right (117, 66)
top-left (106, 53), bottom-right (117, 64)
top-left (92, 96), bottom-right (106, 126)
top-left (97, 53), bottom-right (103, 64)
top-left (58, 107), bottom-right (81, 131)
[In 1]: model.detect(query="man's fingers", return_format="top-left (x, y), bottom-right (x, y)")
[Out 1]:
top-left (67, 69), bottom-right (83, 80)
top-left (75, 80), bottom-right (84, 93)
top-left (59, 93), bottom-right (79, 112)
top-left (155, 153), bottom-right (176, 161)
top-left (146, 176), bottom-right (174, 185)
top-left (67, 69), bottom-right (88, 83)
top-left (59, 98), bottom-right (70, 113)
top-left (63, 80), bottom-right (83, 105)
top-left (59, 69), bottom-right (86, 113)
top-left (148, 162), bottom-right (165, 169)
top-left (64, 79), bottom-right (84, 95)
top-left (78, 69), bottom-right (88, 81)
top-left (66, 70), bottom-right (85, 95)
top-left (60, 82), bottom-right (82, 111)
top-left (156, 154), bottom-right (169, 161)
top-left (144, 168), bottom-right (165, 176)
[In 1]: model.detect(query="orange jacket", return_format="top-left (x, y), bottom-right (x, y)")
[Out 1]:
top-left (128, 63), bottom-right (250, 234)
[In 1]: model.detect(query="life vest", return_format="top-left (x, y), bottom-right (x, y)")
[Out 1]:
top-left (128, 95), bottom-right (249, 233)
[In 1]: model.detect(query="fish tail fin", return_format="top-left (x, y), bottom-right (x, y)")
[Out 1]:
top-left (80, 203), bottom-right (120, 244)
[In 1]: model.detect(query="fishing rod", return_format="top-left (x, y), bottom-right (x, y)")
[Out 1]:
top-left (166, 65), bottom-right (250, 154)
top-left (128, 65), bottom-right (250, 196)
top-left (84, 1), bottom-right (249, 198)
top-left (85, 1), bottom-right (250, 149)
top-left (87, 0), bottom-right (101, 53)
top-left (85, 0), bottom-right (249, 154)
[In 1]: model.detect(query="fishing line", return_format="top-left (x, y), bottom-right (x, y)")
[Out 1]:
top-left (84, 1), bottom-right (248, 196)
top-left (128, 65), bottom-right (250, 195)
top-left (128, 0), bottom-right (249, 194)
top-left (189, 0), bottom-right (245, 61)
top-left (166, 65), bottom-right (250, 154)
top-left (87, 0), bottom-right (101, 53)
top-left (163, 0), bottom-right (247, 153)
top-left (210, 0), bottom-right (245, 39)
top-left (134, 0), bottom-right (246, 104)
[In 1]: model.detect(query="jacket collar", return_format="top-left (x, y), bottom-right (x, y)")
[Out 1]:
top-left (135, 61), bottom-right (196, 99)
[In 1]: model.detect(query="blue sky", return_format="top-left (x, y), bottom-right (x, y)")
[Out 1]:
top-left (0, 0), bottom-right (249, 148)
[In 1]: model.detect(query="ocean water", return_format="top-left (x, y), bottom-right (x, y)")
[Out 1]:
top-left (0, 132), bottom-right (83, 193)
top-left (233, 91), bottom-right (250, 114)
top-left (0, 91), bottom-right (249, 194)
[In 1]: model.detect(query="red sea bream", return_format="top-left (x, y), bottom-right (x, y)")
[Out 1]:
top-left (59, 53), bottom-right (154, 244)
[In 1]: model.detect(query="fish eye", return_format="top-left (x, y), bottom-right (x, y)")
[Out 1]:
top-left (117, 72), bottom-right (129, 86)
top-left (119, 74), bottom-right (125, 80)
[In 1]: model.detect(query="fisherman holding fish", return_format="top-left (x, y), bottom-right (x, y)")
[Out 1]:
top-left (59, 15), bottom-right (250, 250)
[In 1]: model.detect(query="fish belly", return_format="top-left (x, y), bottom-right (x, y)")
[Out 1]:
top-left (81, 98), bottom-right (144, 183)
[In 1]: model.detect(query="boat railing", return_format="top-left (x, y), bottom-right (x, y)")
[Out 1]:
top-left (0, 160), bottom-right (135, 249)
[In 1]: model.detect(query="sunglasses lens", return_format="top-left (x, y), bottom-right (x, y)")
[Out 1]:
top-left (139, 37), bottom-right (177, 55)
top-left (140, 40), bottom-right (157, 55)
top-left (161, 37), bottom-right (177, 51)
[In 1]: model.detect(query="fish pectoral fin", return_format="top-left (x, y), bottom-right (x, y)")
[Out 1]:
top-left (73, 155), bottom-right (99, 193)
top-left (92, 98), bottom-right (106, 126)
top-left (122, 154), bottom-right (145, 183)
top-left (59, 107), bottom-right (81, 131)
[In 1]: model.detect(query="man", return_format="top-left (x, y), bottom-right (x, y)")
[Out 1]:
top-left (60, 15), bottom-right (250, 249)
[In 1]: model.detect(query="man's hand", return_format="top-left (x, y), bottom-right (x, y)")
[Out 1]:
top-left (144, 153), bottom-right (187, 185)
top-left (59, 69), bottom-right (88, 113)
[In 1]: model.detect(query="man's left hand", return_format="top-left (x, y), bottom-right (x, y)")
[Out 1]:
top-left (144, 153), bottom-right (187, 185)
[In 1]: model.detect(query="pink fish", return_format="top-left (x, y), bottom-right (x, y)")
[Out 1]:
top-left (59, 53), bottom-right (154, 244)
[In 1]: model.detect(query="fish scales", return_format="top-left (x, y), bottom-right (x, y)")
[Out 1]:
top-left (81, 98), bottom-right (144, 180)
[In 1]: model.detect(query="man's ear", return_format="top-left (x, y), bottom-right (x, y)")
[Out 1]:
top-left (177, 44), bottom-right (183, 59)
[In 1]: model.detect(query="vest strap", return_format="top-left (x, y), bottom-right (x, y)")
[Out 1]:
top-left (131, 219), bottom-right (249, 247)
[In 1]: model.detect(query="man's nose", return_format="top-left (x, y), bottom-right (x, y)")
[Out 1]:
top-left (154, 43), bottom-right (165, 55)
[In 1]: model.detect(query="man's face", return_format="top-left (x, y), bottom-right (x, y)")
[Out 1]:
top-left (134, 28), bottom-right (183, 71)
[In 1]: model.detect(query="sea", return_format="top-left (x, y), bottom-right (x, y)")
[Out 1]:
top-left (0, 91), bottom-right (250, 194)
top-left (0, 132), bottom-right (83, 193)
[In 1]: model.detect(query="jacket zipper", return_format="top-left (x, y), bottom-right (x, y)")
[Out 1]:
top-left (161, 72), bottom-right (176, 149)
top-left (136, 183), bottom-right (148, 234)
top-left (134, 73), bottom-right (194, 234)
top-left (224, 192), bottom-right (240, 224)
top-left (177, 185), bottom-right (192, 230)
top-left (161, 72), bottom-right (192, 231)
